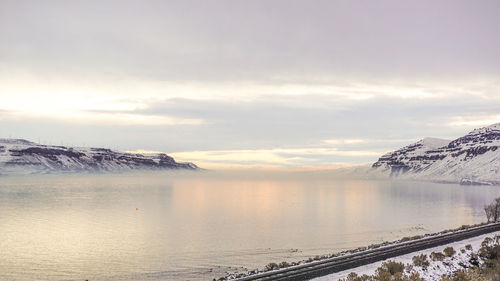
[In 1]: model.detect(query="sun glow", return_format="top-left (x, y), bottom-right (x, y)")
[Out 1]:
top-left (449, 115), bottom-right (500, 127)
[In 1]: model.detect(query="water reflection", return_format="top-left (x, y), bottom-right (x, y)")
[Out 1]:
top-left (0, 172), bottom-right (499, 280)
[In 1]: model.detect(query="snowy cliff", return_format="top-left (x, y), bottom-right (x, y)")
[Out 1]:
top-left (0, 139), bottom-right (198, 175)
top-left (371, 123), bottom-right (500, 184)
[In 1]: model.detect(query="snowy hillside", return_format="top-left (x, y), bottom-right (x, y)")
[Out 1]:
top-left (371, 123), bottom-right (500, 184)
top-left (0, 139), bottom-right (198, 175)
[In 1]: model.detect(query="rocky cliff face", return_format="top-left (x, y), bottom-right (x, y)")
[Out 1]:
top-left (371, 123), bottom-right (500, 184)
top-left (0, 139), bottom-right (198, 174)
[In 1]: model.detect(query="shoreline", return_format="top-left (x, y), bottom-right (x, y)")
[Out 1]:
top-left (220, 222), bottom-right (500, 281)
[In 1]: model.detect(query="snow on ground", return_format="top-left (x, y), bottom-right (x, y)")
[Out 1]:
top-left (420, 138), bottom-right (451, 149)
top-left (310, 231), bottom-right (500, 281)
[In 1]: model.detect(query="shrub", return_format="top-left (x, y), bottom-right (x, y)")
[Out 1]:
top-left (458, 225), bottom-right (470, 230)
top-left (431, 251), bottom-right (446, 261)
top-left (406, 272), bottom-right (425, 281)
top-left (444, 247), bottom-right (456, 257)
top-left (278, 261), bottom-right (289, 268)
top-left (346, 272), bottom-right (359, 279)
top-left (479, 237), bottom-right (500, 263)
top-left (482, 237), bottom-right (494, 247)
top-left (468, 253), bottom-right (480, 267)
top-left (449, 269), bottom-right (472, 281)
top-left (339, 272), bottom-right (372, 281)
top-left (439, 267), bottom-right (484, 281)
top-left (340, 272), bottom-right (358, 281)
top-left (465, 244), bottom-right (472, 251)
top-left (374, 263), bottom-right (425, 281)
top-left (401, 236), bottom-right (412, 242)
top-left (377, 260), bottom-right (405, 275)
top-left (481, 259), bottom-right (500, 279)
top-left (264, 262), bottom-right (279, 271)
top-left (412, 254), bottom-right (430, 268)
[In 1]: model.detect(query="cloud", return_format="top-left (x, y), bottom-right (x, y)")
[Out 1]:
top-left (167, 148), bottom-right (386, 169)
top-left (1, 0), bottom-right (499, 169)
top-left (1, 0), bottom-right (499, 83)
top-left (0, 88), bottom-right (498, 169)
top-left (323, 139), bottom-right (366, 145)
top-left (448, 114), bottom-right (500, 127)
top-left (0, 110), bottom-right (204, 126)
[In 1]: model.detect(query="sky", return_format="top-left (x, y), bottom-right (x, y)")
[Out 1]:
top-left (1, 0), bottom-right (500, 170)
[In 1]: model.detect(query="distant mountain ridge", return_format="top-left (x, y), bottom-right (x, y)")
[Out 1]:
top-left (0, 139), bottom-right (198, 175)
top-left (371, 123), bottom-right (500, 185)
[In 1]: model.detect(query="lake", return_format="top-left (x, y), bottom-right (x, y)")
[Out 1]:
top-left (1, 171), bottom-right (498, 281)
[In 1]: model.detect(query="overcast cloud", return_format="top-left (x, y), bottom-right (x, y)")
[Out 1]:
top-left (1, 0), bottom-right (499, 169)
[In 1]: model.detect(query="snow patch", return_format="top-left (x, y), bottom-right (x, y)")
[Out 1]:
top-left (419, 138), bottom-right (451, 149)
top-left (311, 231), bottom-right (500, 281)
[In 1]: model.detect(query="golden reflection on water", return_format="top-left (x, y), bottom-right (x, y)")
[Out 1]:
top-left (170, 178), bottom-right (306, 220)
top-left (0, 172), bottom-right (498, 281)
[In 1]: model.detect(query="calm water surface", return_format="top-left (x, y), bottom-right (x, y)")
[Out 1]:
top-left (1, 171), bottom-right (499, 280)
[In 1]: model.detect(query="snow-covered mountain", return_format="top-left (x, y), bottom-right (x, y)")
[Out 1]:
top-left (371, 123), bottom-right (500, 184)
top-left (0, 139), bottom-right (198, 175)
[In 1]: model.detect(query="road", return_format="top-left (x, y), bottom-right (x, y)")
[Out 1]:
top-left (231, 222), bottom-right (500, 281)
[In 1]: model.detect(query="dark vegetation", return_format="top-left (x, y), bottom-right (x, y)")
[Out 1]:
top-left (412, 254), bottom-right (429, 268)
top-left (430, 251), bottom-right (446, 261)
top-left (484, 197), bottom-right (500, 223)
top-left (443, 247), bottom-right (456, 257)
